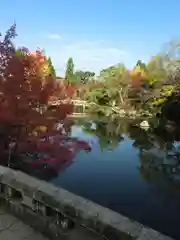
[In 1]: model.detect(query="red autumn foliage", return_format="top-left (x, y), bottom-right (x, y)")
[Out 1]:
top-left (60, 83), bottom-right (77, 99)
top-left (0, 52), bottom-right (73, 135)
top-left (0, 24), bottom-right (91, 174)
top-left (51, 82), bottom-right (77, 101)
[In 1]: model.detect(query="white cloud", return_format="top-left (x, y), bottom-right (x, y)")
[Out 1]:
top-left (44, 36), bottom-right (132, 76)
top-left (47, 33), bottom-right (61, 39)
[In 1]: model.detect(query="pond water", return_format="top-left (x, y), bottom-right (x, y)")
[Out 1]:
top-left (8, 116), bottom-right (180, 239)
top-left (50, 117), bottom-right (180, 239)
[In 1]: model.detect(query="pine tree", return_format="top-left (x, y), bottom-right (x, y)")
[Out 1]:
top-left (48, 57), bottom-right (56, 77)
top-left (65, 57), bottom-right (74, 84)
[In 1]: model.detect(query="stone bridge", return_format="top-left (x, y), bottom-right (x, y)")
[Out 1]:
top-left (50, 99), bottom-right (91, 107)
top-left (0, 166), bottom-right (175, 240)
top-left (49, 99), bottom-right (96, 116)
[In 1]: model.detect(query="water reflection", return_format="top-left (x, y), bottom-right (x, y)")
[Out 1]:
top-left (71, 117), bottom-right (180, 182)
top-left (5, 131), bottom-right (92, 181)
top-left (76, 118), bottom-right (126, 151)
top-left (3, 116), bottom-right (180, 239)
top-left (74, 117), bottom-right (176, 152)
top-left (5, 116), bottom-right (180, 184)
top-left (56, 116), bottom-right (180, 239)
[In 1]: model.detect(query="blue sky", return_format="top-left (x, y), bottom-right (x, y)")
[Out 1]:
top-left (0, 1), bottom-right (180, 76)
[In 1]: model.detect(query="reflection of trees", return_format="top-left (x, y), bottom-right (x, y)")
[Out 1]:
top-left (11, 157), bottom-right (74, 181)
top-left (127, 125), bottom-right (174, 152)
top-left (8, 148), bottom-right (75, 182)
top-left (6, 123), bottom-right (92, 181)
top-left (139, 165), bottom-right (180, 200)
top-left (11, 161), bottom-right (59, 181)
top-left (72, 116), bottom-right (180, 180)
top-left (76, 117), bottom-right (175, 152)
top-left (138, 138), bottom-right (180, 187)
top-left (82, 119), bottom-right (125, 151)
top-left (139, 149), bottom-right (165, 170)
top-left (126, 123), bottom-right (179, 179)
top-left (63, 119), bottom-right (74, 135)
top-left (127, 126), bottom-right (155, 151)
top-left (74, 115), bottom-right (178, 153)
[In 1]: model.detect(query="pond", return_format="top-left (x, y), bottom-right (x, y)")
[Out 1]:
top-left (9, 116), bottom-right (180, 239)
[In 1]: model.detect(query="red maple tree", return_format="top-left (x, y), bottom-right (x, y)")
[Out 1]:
top-left (0, 24), bottom-right (91, 171)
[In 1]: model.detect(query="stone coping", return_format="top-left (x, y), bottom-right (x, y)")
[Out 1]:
top-left (0, 166), bottom-right (175, 240)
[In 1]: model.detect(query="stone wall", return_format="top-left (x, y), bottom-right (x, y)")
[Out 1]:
top-left (0, 166), bottom-right (174, 240)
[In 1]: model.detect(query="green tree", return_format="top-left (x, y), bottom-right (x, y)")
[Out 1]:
top-left (73, 70), bottom-right (95, 84)
top-left (100, 63), bottom-right (130, 105)
top-left (65, 57), bottom-right (74, 83)
top-left (146, 55), bottom-right (167, 85)
top-left (47, 57), bottom-right (56, 77)
top-left (142, 55), bottom-right (174, 109)
top-left (136, 60), bottom-right (147, 72)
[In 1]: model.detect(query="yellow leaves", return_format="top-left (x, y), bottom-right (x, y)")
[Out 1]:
top-left (18, 50), bottom-right (51, 80)
top-left (146, 71), bottom-right (163, 85)
top-left (151, 97), bottom-right (166, 107)
top-left (150, 85), bottom-right (174, 107)
top-left (29, 52), bottom-right (50, 78)
top-left (38, 125), bottom-right (47, 132)
top-left (131, 65), bottom-right (147, 79)
top-left (40, 60), bottom-right (50, 78)
top-left (31, 125), bottom-right (48, 136)
top-left (147, 75), bottom-right (157, 85)
top-left (161, 85), bottom-right (174, 96)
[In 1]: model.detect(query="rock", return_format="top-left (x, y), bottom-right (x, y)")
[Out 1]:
top-left (91, 122), bottom-right (96, 130)
top-left (140, 120), bottom-right (150, 129)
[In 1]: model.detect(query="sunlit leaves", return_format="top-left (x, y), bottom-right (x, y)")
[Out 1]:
top-left (0, 24), bottom-right (74, 148)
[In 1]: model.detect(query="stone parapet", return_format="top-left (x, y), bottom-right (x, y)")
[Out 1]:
top-left (0, 166), bottom-right (175, 240)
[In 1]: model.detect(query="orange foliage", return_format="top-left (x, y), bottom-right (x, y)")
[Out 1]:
top-left (130, 66), bottom-right (147, 89)
top-left (131, 74), bottom-right (142, 89)
top-left (0, 25), bottom-right (92, 178)
top-left (0, 24), bottom-right (73, 145)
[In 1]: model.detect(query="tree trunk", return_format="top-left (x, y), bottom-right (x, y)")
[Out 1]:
top-left (119, 88), bottom-right (124, 104)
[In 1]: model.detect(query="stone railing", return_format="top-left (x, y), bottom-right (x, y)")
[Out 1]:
top-left (49, 99), bottom-right (89, 106)
top-left (0, 166), bottom-right (174, 240)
